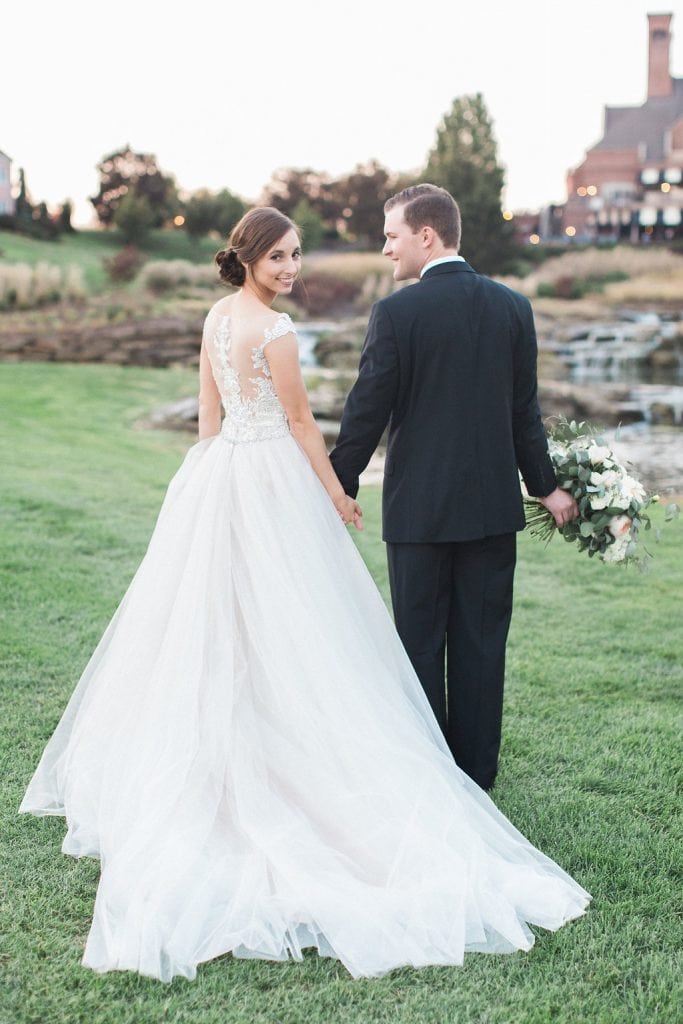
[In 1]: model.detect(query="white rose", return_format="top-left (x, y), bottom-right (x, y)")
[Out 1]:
top-left (590, 494), bottom-right (610, 510)
top-left (603, 528), bottom-right (632, 563)
top-left (603, 540), bottom-right (628, 563)
top-left (610, 493), bottom-right (632, 511)
top-left (609, 514), bottom-right (632, 538)
top-left (590, 469), bottom-right (620, 488)
top-left (602, 470), bottom-right (622, 489)
top-left (587, 444), bottom-right (613, 466)
top-left (620, 474), bottom-right (646, 503)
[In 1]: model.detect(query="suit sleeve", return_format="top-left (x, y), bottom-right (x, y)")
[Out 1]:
top-left (329, 302), bottom-right (400, 499)
top-left (512, 297), bottom-right (557, 498)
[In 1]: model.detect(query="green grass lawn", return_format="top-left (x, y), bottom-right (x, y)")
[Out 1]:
top-left (1, 363), bottom-right (681, 1024)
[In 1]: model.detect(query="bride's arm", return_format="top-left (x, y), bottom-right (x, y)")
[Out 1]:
top-left (266, 333), bottom-right (362, 528)
top-left (198, 341), bottom-right (222, 440)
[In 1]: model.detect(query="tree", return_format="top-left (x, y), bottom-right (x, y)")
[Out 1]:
top-left (113, 191), bottom-right (156, 245)
top-left (33, 201), bottom-right (59, 240)
top-left (12, 170), bottom-right (59, 240)
top-left (213, 189), bottom-right (246, 237)
top-left (333, 160), bottom-right (393, 246)
top-left (58, 200), bottom-right (75, 234)
top-left (183, 190), bottom-right (219, 239)
top-left (14, 168), bottom-right (33, 231)
top-left (424, 93), bottom-right (514, 275)
top-left (291, 198), bottom-right (324, 252)
top-left (90, 146), bottom-right (178, 228)
top-left (182, 188), bottom-right (245, 240)
top-left (261, 168), bottom-right (342, 237)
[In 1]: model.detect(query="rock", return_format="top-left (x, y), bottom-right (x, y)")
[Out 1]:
top-left (142, 397), bottom-right (200, 431)
top-left (649, 401), bottom-right (677, 426)
top-left (313, 336), bottom-right (361, 370)
top-left (538, 380), bottom-right (639, 425)
top-left (303, 367), bottom-right (357, 420)
top-left (314, 419), bottom-right (342, 446)
top-left (0, 316), bottom-right (203, 366)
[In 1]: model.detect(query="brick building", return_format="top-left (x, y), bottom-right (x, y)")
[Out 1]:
top-left (560, 12), bottom-right (683, 243)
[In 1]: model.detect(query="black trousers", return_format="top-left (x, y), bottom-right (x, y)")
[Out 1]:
top-left (387, 534), bottom-right (516, 791)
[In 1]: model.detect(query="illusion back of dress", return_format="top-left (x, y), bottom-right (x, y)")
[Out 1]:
top-left (203, 306), bottom-right (296, 444)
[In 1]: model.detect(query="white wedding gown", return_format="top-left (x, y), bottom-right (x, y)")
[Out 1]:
top-left (20, 306), bottom-right (590, 982)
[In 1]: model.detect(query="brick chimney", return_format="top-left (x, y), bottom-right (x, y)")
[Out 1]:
top-left (648, 12), bottom-right (673, 99)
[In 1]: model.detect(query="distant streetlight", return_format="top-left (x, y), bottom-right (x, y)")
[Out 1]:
top-left (586, 185), bottom-right (598, 196)
top-left (577, 186), bottom-right (587, 196)
top-left (661, 182), bottom-right (671, 193)
top-left (174, 215), bottom-right (185, 226)
top-left (529, 234), bottom-right (540, 244)
top-left (502, 210), bottom-right (513, 221)
top-left (565, 226), bottom-right (576, 237)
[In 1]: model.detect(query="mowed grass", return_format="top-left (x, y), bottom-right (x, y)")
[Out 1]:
top-left (1, 362), bottom-right (682, 1024)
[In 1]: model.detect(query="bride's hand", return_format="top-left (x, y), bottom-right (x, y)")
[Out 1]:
top-left (335, 495), bottom-right (363, 531)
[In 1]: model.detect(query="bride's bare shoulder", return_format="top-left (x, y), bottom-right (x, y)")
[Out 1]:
top-left (208, 295), bottom-right (236, 319)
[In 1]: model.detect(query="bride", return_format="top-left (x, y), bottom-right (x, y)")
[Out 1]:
top-left (20, 206), bottom-right (590, 983)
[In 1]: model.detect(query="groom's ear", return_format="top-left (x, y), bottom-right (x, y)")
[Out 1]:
top-left (421, 225), bottom-right (435, 248)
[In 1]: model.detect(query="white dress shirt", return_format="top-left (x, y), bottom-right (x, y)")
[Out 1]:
top-left (420, 255), bottom-right (465, 278)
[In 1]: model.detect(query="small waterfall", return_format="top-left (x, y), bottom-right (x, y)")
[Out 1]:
top-left (290, 321), bottom-right (342, 367)
top-left (627, 385), bottom-right (683, 425)
top-left (553, 322), bottom-right (666, 380)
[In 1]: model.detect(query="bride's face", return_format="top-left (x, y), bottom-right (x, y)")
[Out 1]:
top-left (249, 229), bottom-right (302, 298)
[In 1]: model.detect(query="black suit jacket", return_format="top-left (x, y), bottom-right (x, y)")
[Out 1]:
top-left (329, 260), bottom-right (557, 543)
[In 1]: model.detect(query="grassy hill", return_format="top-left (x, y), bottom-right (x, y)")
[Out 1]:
top-left (0, 229), bottom-right (221, 291)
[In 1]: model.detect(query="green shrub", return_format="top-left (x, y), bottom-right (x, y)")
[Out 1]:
top-left (582, 270), bottom-right (629, 292)
top-left (139, 259), bottom-right (219, 293)
top-left (103, 245), bottom-right (144, 283)
top-left (292, 272), bottom-right (361, 316)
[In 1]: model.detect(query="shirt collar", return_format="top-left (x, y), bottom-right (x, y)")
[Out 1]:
top-left (420, 254), bottom-right (465, 278)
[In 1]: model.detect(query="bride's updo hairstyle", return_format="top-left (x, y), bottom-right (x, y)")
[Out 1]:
top-left (215, 207), bottom-right (299, 287)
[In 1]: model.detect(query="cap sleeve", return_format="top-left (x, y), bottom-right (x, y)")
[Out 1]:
top-left (262, 313), bottom-right (297, 349)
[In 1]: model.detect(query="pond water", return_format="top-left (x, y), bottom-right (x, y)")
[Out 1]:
top-left (294, 321), bottom-right (335, 367)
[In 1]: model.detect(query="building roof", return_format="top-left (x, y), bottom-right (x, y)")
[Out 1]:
top-left (593, 78), bottom-right (683, 160)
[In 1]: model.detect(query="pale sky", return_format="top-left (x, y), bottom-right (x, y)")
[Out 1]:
top-left (2, 0), bottom-right (682, 226)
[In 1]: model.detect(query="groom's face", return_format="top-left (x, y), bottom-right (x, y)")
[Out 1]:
top-left (382, 206), bottom-right (424, 281)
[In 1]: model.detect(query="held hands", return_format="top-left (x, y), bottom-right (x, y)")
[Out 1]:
top-left (538, 487), bottom-right (579, 529)
top-left (335, 494), bottom-right (363, 531)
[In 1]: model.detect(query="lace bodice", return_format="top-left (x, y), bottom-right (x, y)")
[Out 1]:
top-left (203, 308), bottom-right (296, 444)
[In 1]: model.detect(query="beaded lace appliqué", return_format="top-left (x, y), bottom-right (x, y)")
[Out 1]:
top-left (214, 313), bottom-right (295, 444)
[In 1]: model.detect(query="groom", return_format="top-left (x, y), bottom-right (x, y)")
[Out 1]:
top-left (330, 184), bottom-right (577, 791)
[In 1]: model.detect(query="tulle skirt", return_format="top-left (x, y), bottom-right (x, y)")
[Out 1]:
top-left (20, 432), bottom-right (590, 981)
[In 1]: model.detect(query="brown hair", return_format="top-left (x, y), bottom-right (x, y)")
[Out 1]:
top-left (384, 184), bottom-right (461, 249)
top-left (215, 206), bottom-right (299, 286)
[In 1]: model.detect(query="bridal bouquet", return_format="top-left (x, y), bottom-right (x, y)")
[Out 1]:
top-left (524, 418), bottom-right (676, 567)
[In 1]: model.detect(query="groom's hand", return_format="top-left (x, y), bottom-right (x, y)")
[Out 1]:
top-left (538, 487), bottom-right (579, 528)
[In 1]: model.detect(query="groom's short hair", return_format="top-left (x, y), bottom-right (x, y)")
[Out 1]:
top-left (385, 184), bottom-right (461, 250)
